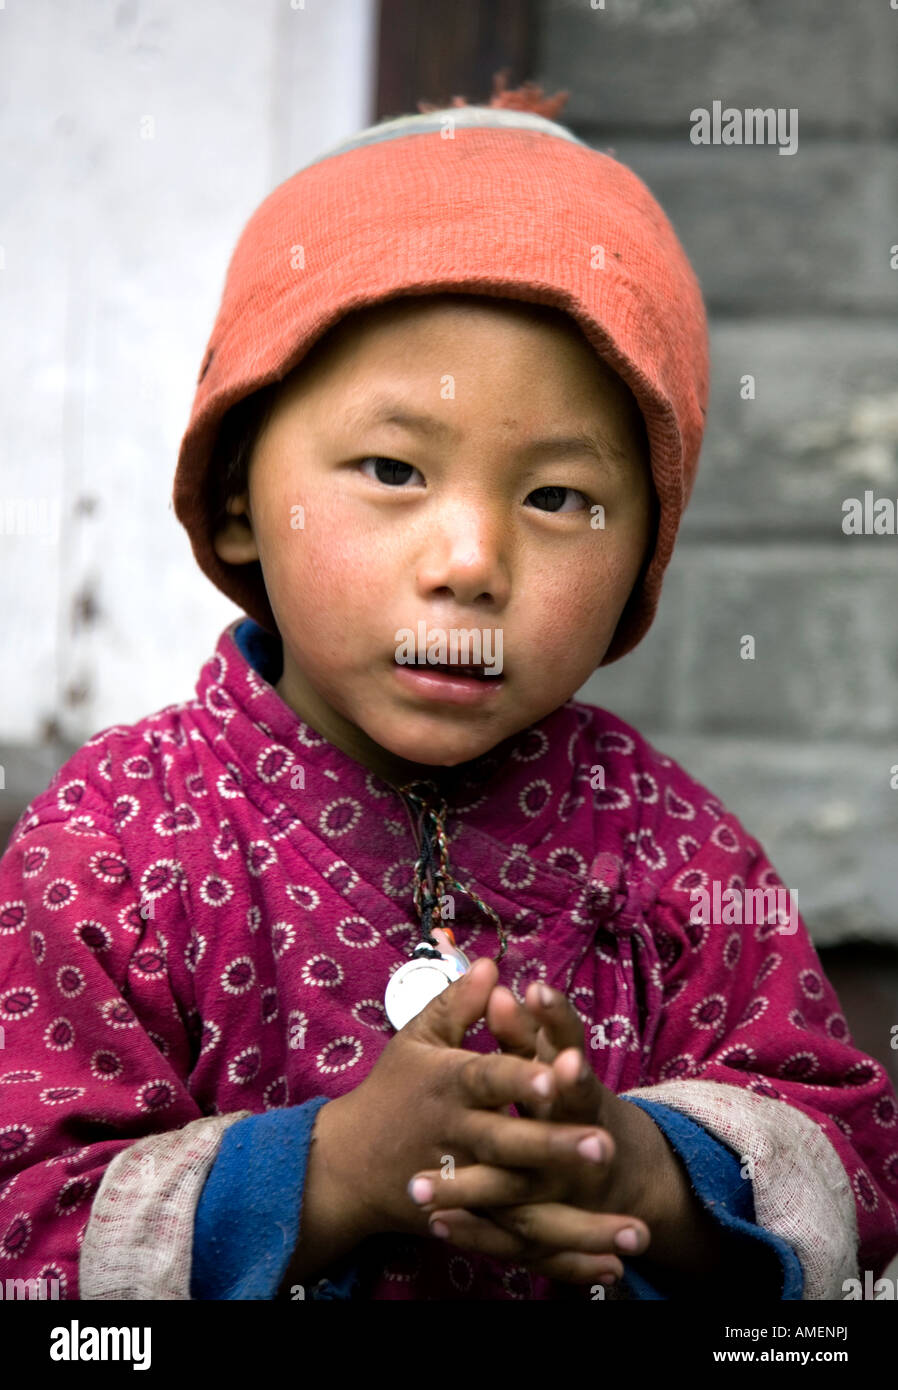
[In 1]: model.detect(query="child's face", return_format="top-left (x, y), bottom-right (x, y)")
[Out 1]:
top-left (213, 296), bottom-right (655, 788)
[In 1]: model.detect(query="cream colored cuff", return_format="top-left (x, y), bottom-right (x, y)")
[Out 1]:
top-left (621, 1080), bottom-right (859, 1300)
top-left (80, 1111), bottom-right (253, 1300)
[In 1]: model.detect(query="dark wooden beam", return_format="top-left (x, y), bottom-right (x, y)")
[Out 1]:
top-left (375, 0), bottom-right (540, 122)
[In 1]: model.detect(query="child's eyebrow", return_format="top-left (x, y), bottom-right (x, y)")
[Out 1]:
top-left (342, 394), bottom-right (630, 473)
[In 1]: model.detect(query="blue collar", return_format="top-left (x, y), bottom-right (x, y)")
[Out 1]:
top-left (233, 617), bottom-right (283, 686)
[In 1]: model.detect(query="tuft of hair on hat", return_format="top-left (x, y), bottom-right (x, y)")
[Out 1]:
top-left (416, 67), bottom-right (570, 120)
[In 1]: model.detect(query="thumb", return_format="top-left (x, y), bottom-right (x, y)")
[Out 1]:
top-left (409, 955), bottom-right (498, 1047)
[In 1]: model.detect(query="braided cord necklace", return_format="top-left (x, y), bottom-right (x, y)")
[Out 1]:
top-left (383, 778), bottom-right (508, 1029)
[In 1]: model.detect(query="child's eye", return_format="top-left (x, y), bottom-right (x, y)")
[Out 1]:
top-left (358, 456), bottom-right (424, 487)
top-left (525, 486), bottom-right (590, 513)
top-left (357, 460), bottom-right (589, 513)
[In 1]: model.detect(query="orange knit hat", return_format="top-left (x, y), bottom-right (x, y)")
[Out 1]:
top-left (173, 73), bottom-right (709, 666)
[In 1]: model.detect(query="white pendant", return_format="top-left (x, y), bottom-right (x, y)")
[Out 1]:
top-left (385, 931), bottom-right (471, 1031)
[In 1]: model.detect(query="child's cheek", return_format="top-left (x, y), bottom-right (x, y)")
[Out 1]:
top-left (259, 485), bottom-right (354, 582)
top-left (528, 567), bottom-right (614, 670)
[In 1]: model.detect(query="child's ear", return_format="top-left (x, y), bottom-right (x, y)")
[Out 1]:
top-left (212, 493), bottom-right (259, 564)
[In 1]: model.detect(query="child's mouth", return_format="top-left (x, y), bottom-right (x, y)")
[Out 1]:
top-left (419, 662), bottom-right (491, 681)
top-left (397, 657), bottom-right (504, 681)
top-left (392, 658), bottom-right (506, 704)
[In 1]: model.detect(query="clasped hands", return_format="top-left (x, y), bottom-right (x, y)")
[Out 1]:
top-left (405, 951), bottom-right (680, 1287)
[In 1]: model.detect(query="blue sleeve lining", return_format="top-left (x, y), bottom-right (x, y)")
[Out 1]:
top-left (190, 1097), bottom-right (360, 1300)
top-left (617, 1097), bottom-right (804, 1300)
top-left (189, 1086), bottom-right (803, 1299)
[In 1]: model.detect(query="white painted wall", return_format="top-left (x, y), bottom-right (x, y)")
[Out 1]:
top-left (0, 0), bottom-right (377, 742)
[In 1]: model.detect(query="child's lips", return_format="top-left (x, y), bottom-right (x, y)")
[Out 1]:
top-left (391, 657), bottom-right (506, 705)
top-left (392, 657), bottom-right (504, 681)
top-left (413, 662), bottom-right (487, 680)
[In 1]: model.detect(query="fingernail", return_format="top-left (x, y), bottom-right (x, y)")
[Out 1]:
top-left (538, 983), bottom-right (552, 1006)
top-left (430, 1219), bottom-right (450, 1239)
top-left (598, 1273), bottom-right (617, 1286)
top-left (576, 1134), bottom-right (605, 1163)
top-left (615, 1227), bottom-right (640, 1252)
top-left (408, 1176), bottom-right (434, 1205)
top-left (532, 1070), bottom-right (552, 1096)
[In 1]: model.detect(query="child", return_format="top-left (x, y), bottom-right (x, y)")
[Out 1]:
top-left (2, 76), bottom-right (897, 1303)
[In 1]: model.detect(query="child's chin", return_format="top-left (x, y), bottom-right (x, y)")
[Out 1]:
top-left (378, 729), bottom-right (494, 770)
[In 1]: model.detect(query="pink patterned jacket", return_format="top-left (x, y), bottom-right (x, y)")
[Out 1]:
top-left (1, 617), bottom-right (896, 1300)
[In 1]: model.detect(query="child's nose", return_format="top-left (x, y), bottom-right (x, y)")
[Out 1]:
top-left (418, 516), bottom-right (510, 607)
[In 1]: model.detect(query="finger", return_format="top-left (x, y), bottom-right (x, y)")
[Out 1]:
top-left (407, 1163), bottom-right (548, 1214)
top-left (517, 1251), bottom-right (624, 1286)
top-left (486, 985), bottom-right (548, 1061)
top-left (485, 985), bottom-right (556, 1120)
top-left (451, 1049), bottom-right (558, 1113)
top-left (547, 1047), bottom-right (605, 1126)
top-left (523, 982), bottom-right (587, 1056)
top-left (426, 1206), bottom-right (635, 1283)
top-left (407, 955), bottom-right (498, 1047)
top-left (425, 1207), bottom-right (535, 1261)
top-left (479, 1201), bottom-right (651, 1258)
top-left (458, 1105), bottom-right (614, 1175)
